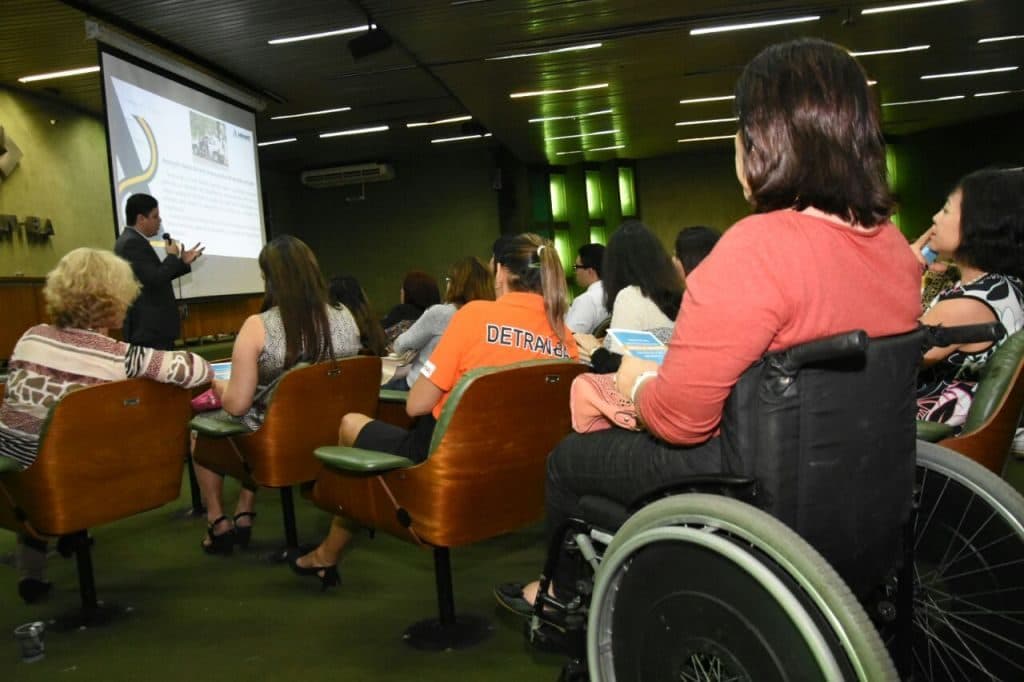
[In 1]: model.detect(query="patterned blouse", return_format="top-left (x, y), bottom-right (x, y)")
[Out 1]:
top-left (0, 325), bottom-right (212, 470)
top-left (917, 273), bottom-right (1024, 427)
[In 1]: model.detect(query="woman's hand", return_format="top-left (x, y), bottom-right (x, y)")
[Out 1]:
top-left (211, 378), bottom-right (228, 400)
top-left (615, 355), bottom-right (659, 401)
top-left (573, 332), bottom-right (601, 364)
top-left (910, 228), bottom-right (949, 273)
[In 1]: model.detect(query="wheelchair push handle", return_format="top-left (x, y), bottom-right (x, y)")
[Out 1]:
top-left (922, 322), bottom-right (1004, 350)
top-left (775, 330), bottom-right (868, 372)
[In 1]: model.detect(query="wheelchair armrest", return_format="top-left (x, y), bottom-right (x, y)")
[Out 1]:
top-left (0, 457), bottom-right (21, 474)
top-left (774, 330), bottom-right (867, 372)
top-left (915, 420), bottom-right (957, 443)
top-left (923, 322), bottom-right (1003, 350)
top-left (314, 446), bottom-right (416, 473)
top-left (190, 414), bottom-right (251, 438)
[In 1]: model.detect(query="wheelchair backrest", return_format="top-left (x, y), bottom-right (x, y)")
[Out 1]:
top-left (719, 328), bottom-right (924, 597)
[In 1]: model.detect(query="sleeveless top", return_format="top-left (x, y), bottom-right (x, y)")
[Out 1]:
top-left (917, 273), bottom-right (1024, 427)
top-left (230, 304), bottom-right (360, 431)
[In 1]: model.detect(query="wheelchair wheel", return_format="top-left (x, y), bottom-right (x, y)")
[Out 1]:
top-left (913, 441), bottom-right (1024, 681)
top-left (588, 494), bottom-right (897, 682)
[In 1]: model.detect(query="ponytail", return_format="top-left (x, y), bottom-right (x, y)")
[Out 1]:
top-left (497, 233), bottom-right (569, 348)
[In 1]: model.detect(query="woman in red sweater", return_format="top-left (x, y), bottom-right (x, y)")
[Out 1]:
top-left (498, 38), bottom-right (922, 612)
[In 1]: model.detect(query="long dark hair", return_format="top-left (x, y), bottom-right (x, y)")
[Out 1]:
top-left (735, 38), bottom-right (893, 227)
top-left (496, 233), bottom-right (569, 347)
top-left (329, 275), bottom-right (387, 356)
top-left (445, 256), bottom-right (494, 306)
top-left (955, 168), bottom-right (1024, 279)
top-left (603, 220), bottom-right (683, 320)
top-left (402, 271), bottom-right (441, 311)
top-left (259, 235), bottom-right (334, 366)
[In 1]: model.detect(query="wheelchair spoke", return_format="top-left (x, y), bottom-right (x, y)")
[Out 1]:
top-left (935, 555), bottom-right (1024, 582)
top-left (915, 611), bottom-right (980, 680)
top-left (915, 596), bottom-right (995, 678)
top-left (939, 529), bottom-right (1022, 578)
top-left (935, 489), bottom-right (978, 571)
top-left (915, 468), bottom-right (950, 552)
top-left (917, 601), bottom-right (1024, 673)
top-left (917, 596), bottom-right (1024, 656)
top-left (935, 507), bottom-right (1000, 575)
top-left (920, 584), bottom-right (1024, 623)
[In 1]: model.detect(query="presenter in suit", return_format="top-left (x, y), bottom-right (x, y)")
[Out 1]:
top-left (114, 193), bottom-right (204, 350)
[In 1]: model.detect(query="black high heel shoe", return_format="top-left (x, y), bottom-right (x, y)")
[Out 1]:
top-left (202, 516), bottom-right (235, 555)
top-left (290, 554), bottom-right (340, 592)
top-left (233, 511), bottom-right (256, 549)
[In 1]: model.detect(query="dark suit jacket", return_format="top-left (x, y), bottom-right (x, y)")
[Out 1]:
top-left (114, 228), bottom-right (191, 349)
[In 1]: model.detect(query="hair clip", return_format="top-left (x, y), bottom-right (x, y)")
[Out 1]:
top-left (537, 244), bottom-right (546, 256)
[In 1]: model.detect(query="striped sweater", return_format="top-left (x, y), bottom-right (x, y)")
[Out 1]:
top-left (0, 324), bottom-right (212, 470)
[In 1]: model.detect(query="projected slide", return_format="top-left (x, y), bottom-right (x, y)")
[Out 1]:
top-left (102, 50), bottom-right (266, 298)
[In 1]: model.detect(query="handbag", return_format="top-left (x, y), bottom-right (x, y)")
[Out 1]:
top-left (190, 388), bottom-right (222, 412)
top-left (570, 372), bottom-right (640, 434)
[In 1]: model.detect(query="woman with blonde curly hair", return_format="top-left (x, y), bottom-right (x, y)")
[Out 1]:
top-left (0, 247), bottom-right (212, 604)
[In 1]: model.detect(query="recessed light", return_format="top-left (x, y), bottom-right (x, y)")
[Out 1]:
top-left (529, 109), bottom-right (613, 123)
top-left (509, 83), bottom-right (608, 99)
top-left (850, 45), bottom-right (930, 57)
top-left (675, 117), bottom-right (738, 127)
top-left (319, 125), bottom-right (390, 138)
top-left (268, 24), bottom-right (374, 45)
top-left (488, 43), bottom-right (602, 61)
top-left (431, 133), bottom-right (493, 144)
top-left (677, 135), bottom-right (735, 143)
top-left (868, 80), bottom-right (879, 86)
top-left (406, 115), bottom-right (472, 128)
top-left (921, 66), bottom-right (1018, 79)
top-left (270, 107), bottom-right (351, 120)
top-left (974, 90), bottom-right (1023, 97)
top-left (18, 66), bottom-right (100, 83)
top-left (546, 129), bottom-right (618, 141)
top-left (862, 0), bottom-right (969, 15)
top-left (882, 95), bottom-right (965, 106)
top-left (257, 138), bottom-right (298, 147)
top-left (679, 95), bottom-right (735, 105)
top-left (690, 16), bottom-right (819, 36)
top-left (979, 35), bottom-right (1024, 44)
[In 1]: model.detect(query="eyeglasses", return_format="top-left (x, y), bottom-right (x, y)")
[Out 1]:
top-left (572, 264), bottom-right (588, 270)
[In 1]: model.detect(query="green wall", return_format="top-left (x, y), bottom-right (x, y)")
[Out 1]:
top-left (0, 88), bottom-right (114, 276)
top-left (260, 148), bottom-right (501, 315)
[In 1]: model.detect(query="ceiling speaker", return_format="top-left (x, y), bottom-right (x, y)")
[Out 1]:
top-left (348, 29), bottom-right (393, 60)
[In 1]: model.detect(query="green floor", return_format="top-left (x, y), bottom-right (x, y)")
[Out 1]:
top-left (0, 478), bottom-right (565, 680)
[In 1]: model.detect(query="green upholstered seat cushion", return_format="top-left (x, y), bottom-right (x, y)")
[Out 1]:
top-left (190, 414), bottom-right (251, 438)
top-left (916, 420), bottom-right (957, 443)
top-left (379, 389), bottom-right (409, 403)
top-left (314, 446), bottom-right (415, 473)
top-left (0, 456), bottom-right (21, 473)
top-left (962, 330), bottom-right (1024, 433)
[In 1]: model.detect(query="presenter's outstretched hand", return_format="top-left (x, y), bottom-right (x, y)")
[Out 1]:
top-left (182, 243), bottom-right (205, 265)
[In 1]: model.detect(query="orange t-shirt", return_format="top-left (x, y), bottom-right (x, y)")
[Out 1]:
top-left (420, 292), bottom-right (579, 419)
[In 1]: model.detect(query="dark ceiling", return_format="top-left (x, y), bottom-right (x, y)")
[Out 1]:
top-left (1, 0), bottom-right (1022, 173)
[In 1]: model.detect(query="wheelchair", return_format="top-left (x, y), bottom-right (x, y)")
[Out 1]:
top-left (522, 325), bottom-right (1024, 681)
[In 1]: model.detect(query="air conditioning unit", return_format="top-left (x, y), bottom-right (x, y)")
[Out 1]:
top-left (300, 163), bottom-right (395, 188)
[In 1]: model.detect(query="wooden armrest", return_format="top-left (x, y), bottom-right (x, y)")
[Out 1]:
top-left (378, 389), bottom-right (409, 403)
top-left (916, 420), bottom-right (957, 443)
top-left (314, 446), bottom-right (415, 473)
top-left (190, 414), bottom-right (250, 438)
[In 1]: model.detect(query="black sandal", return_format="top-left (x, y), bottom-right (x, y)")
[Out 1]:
top-left (233, 511), bottom-right (256, 549)
top-left (202, 516), bottom-right (235, 555)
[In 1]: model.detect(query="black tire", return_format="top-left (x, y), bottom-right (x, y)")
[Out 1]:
top-left (913, 441), bottom-right (1024, 681)
top-left (588, 494), bottom-right (897, 682)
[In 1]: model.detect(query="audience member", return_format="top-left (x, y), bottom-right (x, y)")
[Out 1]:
top-left (565, 243), bottom-right (608, 333)
top-left (497, 37), bottom-right (922, 612)
top-left (291, 233), bottom-right (579, 589)
top-left (381, 271), bottom-right (441, 347)
top-left (192, 235), bottom-right (360, 554)
top-left (329, 275), bottom-right (388, 357)
top-left (673, 226), bottom-right (720, 282)
top-left (911, 168), bottom-right (1024, 427)
top-left (384, 256), bottom-right (494, 390)
top-left (0, 248), bottom-right (212, 603)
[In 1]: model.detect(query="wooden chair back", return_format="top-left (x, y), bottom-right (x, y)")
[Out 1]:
top-left (939, 330), bottom-right (1024, 473)
top-left (195, 356), bottom-right (381, 487)
top-left (0, 379), bottom-right (192, 536)
top-left (312, 360), bottom-right (585, 548)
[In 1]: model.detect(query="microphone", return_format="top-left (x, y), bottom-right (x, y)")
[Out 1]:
top-left (162, 232), bottom-right (172, 246)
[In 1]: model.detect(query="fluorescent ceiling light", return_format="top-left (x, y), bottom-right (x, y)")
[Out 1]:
top-left (678, 135), bottom-right (735, 143)
top-left (690, 16), bottom-right (819, 36)
top-left (882, 95), bottom-right (964, 106)
top-left (868, 80), bottom-right (879, 85)
top-left (555, 150), bottom-right (584, 156)
top-left (431, 133), bottom-right (493, 144)
top-left (546, 129), bottom-right (618, 141)
top-left (679, 95), bottom-right (734, 105)
top-left (979, 35), bottom-right (1024, 44)
top-left (588, 145), bottom-right (625, 152)
top-left (18, 65), bottom-right (100, 83)
top-left (922, 66), bottom-right (1018, 79)
top-left (257, 137), bottom-right (298, 147)
top-left (675, 117), bottom-right (738, 127)
top-left (509, 83), bottom-right (608, 99)
top-left (319, 125), bottom-right (390, 138)
top-left (406, 115), bottom-right (472, 128)
top-left (974, 90), bottom-right (1023, 97)
top-left (271, 107), bottom-right (351, 120)
top-left (268, 24), bottom-right (374, 45)
top-left (488, 43), bottom-right (602, 61)
top-left (850, 45), bottom-right (930, 57)
top-left (862, 0), bottom-right (968, 15)
top-left (529, 109), bottom-right (613, 123)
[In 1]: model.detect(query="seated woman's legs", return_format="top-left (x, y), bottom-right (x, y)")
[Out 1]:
top-left (15, 534), bottom-right (51, 603)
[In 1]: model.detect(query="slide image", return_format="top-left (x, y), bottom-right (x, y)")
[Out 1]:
top-left (190, 111), bottom-right (229, 167)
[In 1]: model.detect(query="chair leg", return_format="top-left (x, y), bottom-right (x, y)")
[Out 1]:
top-left (51, 531), bottom-right (122, 631)
top-left (185, 455), bottom-right (206, 516)
top-left (266, 486), bottom-right (299, 563)
top-left (402, 547), bottom-right (492, 651)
